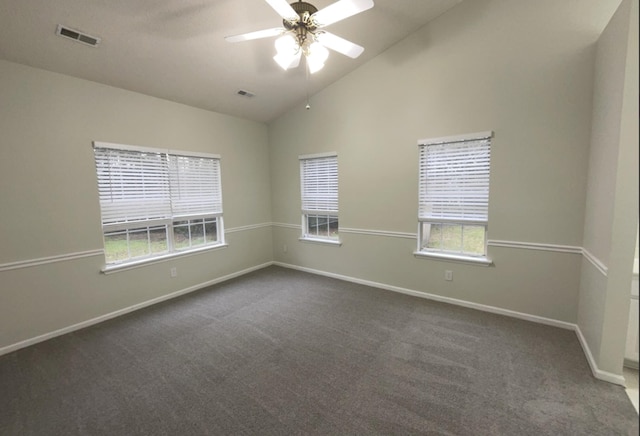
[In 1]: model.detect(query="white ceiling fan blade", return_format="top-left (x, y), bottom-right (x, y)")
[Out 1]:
top-left (311, 0), bottom-right (374, 28)
top-left (265, 0), bottom-right (299, 22)
top-left (225, 27), bottom-right (284, 43)
top-left (315, 32), bottom-right (364, 58)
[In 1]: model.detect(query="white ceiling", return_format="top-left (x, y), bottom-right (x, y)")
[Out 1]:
top-left (0, 0), bottom-right (463, 123)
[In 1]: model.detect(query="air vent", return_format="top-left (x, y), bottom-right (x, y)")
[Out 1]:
top-left (56, 25), bottom-right (101, 47)
top-left (237, 89), bottom-right (255, 98)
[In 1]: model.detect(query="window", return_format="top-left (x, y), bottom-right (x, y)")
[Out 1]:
top-left (93, 142), bottom-right (224, 266)
top-left (416, 132), bottom-right (492, 262)
top-left (299, 153), bottom-right (339, 243)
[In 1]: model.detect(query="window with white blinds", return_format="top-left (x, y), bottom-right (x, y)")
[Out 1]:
top-left (299, 153), bottom-right (339, 242)
top-left (168, 153), bottom-right (223, 219)
top-left (417, 132), bottom-right (492, 259)
top-left (95, 146), bottom-right (171, 226)
top-left (93, 142), bottom-right (224, 266)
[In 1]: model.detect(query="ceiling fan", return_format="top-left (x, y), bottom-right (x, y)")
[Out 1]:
top-left (225, 0), bottom-right (374, 74)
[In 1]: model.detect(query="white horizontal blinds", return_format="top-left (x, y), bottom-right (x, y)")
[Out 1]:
top-left (419, 137), bottom-right (491, 223)
top-left (168, 154), bottom-right (222, 218)
top-left (94, 147), bottom-right (171, 225)
top-left (300, 155), bottom-right (338, 214)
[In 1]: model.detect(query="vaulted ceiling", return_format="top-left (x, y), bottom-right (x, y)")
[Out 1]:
top-left (0, 0), bottom-right (464, 123)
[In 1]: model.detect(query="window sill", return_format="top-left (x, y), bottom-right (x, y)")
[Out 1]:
top-left (413, 251), bottom-right (493, 266)
top-left (101, 243), bottom-right (229, 274)
top-left (299, 237), bottom-right (342, 247)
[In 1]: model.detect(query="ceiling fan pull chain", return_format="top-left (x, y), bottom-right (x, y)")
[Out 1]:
top-left (305, 61), bottom-right (311, 110)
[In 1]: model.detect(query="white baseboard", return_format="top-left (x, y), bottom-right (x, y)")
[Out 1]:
top-left (273, 261), bottom-right (575, 330)
top-left (0, 261), bottom-right (274, 357)
top-left (624, 358), bottom-right (639, 370)
top-left (574, 325), bottom-right (626, 386)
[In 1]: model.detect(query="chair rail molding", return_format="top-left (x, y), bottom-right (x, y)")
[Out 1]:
top-left (0, 249), bottom-right (104, 272)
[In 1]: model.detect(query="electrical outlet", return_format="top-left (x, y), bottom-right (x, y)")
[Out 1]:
top-left (283, 244), bottom-right (287, 253)
top-left (445, 270), bottom-right (453, 281)
top-left (170, 267), bottom-right (177, 278)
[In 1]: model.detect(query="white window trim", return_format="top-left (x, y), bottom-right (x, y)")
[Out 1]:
top-left (298, 151), bottom-right (338, 160)
top-left (93, 141), bottom-right (225, 268)
top-left (101, 242), bottom-right (229, 274)
top-left (417, 131), bottom-right (493, 146)
top-left (169, 215), bottom-right (225, 253)
top-left (299, 152), bottom-right (340, 244)
top-left (94, 141), bottom-right (221, 160)
top-left (415, 222), bottom-right (492, 265)
top-left (413, 250), bottom-right (493, 266)
top-left (298, 237), bottom-right (343, 246)
top-left (299, 213), bottom-right (341, 244)
top-left (416, 131), bottom-right (493, 263)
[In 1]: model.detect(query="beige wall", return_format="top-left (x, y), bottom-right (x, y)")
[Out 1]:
top-left (578, 0), bottom-right (639, 375)
top-left (269, 0), bottom-right (603, 323)
top-left (0, 60), bottom-right (273, 349)
top-left (635, 223), bottom-right (639, 261)
top-left (581, 1), bottom-right (632, 266)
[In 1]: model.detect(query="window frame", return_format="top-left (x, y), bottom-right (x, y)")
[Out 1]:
top-left (93, 141), bottom-right (226, 270)
top-left (414, 132), bottom-right (493, 265)
top-left (299, 152), bottom-right (341, 245)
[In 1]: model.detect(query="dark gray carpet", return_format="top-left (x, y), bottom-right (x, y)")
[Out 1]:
top-left (1, 266), bottom-right (638, 435)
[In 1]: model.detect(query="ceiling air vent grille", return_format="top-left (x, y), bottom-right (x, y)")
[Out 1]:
top-left (56, 25), bottom-right (101, 47)
top-left (237, 89), bottom-right (255, 98)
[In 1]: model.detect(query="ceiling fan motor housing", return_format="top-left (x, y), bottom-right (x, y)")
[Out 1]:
top-left (283, 1), bottom-right (320, 47)
top-left (284, 1), bottom-right (319, 30)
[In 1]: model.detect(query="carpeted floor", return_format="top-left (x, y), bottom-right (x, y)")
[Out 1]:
top-left (1, 266), bottom-right (638, 435)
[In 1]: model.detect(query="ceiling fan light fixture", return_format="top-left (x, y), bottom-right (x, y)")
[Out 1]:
top-left (227, 0), bottom-right (374, 74)
top-left (307, 41), bottom-right (329, 64)
top-left (306, 58), bottom-right (325, 74)
top-left (274, 51), bottom-right (299, 70)
top-left (274, 33), bottom-right (302, 70)
top-left (306, 42), bottom-right (329, 73)
top-left (275, 33), bottom-right (298, 54)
